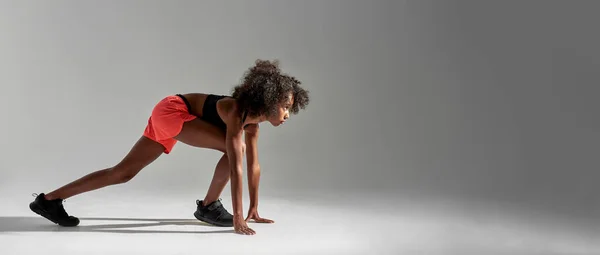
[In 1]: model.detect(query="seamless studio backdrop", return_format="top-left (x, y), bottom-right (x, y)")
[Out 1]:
top-left (1, 0), bottom-right (600, 254)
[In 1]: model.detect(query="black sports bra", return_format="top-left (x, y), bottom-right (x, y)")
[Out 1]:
top-left (201, 94), bottom-right (228, 130)
top-left (177, 94), bottom-right (247, 130)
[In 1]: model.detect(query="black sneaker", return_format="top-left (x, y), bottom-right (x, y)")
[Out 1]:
top-left (193, 198), bottom-right (234, 227)
top-left (29, 193), bottom-right (80, 227)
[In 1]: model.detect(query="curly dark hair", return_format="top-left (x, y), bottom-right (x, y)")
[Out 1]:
top-left (231, 59), bottom-right (310, 119)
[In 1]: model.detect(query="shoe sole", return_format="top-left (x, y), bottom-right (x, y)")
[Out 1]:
top-left (29, 202), bottom-right (79, 227)
top-left (193, 210), bottom-right (233, 227)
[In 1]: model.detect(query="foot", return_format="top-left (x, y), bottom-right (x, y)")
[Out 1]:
top-left (29, 193), bottom-right (80, 227)
top-left (193, 198), bottom-right (234, 227)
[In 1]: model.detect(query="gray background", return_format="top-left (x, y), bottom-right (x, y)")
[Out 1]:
top-left (1, 0), bottom-right (599, 223)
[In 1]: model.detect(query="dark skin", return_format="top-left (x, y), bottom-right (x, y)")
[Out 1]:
top-left (43, 92), bottom-right (294, 235)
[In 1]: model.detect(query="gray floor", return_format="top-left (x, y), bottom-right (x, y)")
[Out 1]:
top-left (1, 190), bottom-right (599, 255)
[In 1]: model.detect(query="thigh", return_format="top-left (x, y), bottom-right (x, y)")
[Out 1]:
top-left (113, 136), bottom-right (165, 174)
top-left (174, 118), bottom-right (226, 152)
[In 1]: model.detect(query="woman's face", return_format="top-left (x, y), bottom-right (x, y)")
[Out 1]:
top-left (268, 93), bottom-right (294, 127)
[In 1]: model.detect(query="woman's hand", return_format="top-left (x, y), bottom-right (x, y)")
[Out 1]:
top-left (234, 215), bottom-right (256, 235)
top-left (245, 207), bottom-right (275, 223)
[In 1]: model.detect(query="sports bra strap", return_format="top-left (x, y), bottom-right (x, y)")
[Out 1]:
top-left (241, 110), bottom-right (248, 124)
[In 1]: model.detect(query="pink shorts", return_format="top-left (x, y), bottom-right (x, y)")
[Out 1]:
top-left (143, 95), bottom-right (197, 154)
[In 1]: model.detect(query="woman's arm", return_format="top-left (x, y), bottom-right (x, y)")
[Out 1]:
top-left (243, 124), bottom-right (275, 223)
top-left (244, 124), bottom-right (261, 209)
top-left (226, 123), bottom-right (256, 235)
top-left (226, 127), bottom-right (244, 216)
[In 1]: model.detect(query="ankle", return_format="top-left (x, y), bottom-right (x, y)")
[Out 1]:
top-left (44, 193), bottom-right (58, 200)
top-left (202, 198), bottom-right (218, 206)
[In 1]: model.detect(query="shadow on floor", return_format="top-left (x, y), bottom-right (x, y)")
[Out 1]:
top-left (0, 216), bottom-right (235, 234)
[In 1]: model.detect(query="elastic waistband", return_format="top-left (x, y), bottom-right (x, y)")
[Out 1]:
top-left (175, 94), bottom-right (192, 113)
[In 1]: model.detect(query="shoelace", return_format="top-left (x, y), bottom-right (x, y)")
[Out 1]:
top-left (213, 199), bottom-right (231, 218)
top-left (197, 198), bottom-right (228, 218)
top-left (31, 193), bottom-right (67, 202)
top-left (31, 193), bottom-right (70, 217)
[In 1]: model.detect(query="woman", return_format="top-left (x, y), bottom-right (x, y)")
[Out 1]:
top-left (28, 59), bottom-right (310, 235)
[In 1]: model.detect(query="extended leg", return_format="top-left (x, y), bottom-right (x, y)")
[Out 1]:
top-left (30, 136), bottom-right (165, 226)
top-left (45, 136), bottom-right (165, 200)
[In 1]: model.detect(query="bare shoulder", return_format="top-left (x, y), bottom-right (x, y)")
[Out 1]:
top-left (219, 97), bottom-right (244, 132)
